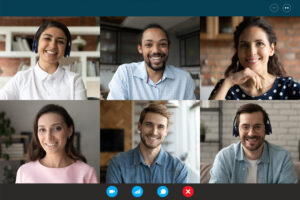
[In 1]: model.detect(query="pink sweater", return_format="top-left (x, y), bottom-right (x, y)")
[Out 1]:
top-left (16, 160), bottom-right (98, 183)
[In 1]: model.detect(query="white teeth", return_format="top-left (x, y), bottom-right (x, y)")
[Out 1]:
top-left (247, 58), bottom-right (260, 63)
top-left (45, 50), bottom-right (57, 55)
top-left (46, 143), bottom-right (56, 147)
top-left (152, 57), bottom-right (161, 60)
top-left (148, 136), bottom-right (158, 140)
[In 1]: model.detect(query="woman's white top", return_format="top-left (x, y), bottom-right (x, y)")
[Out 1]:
top-left (0, 63), bottom-right (87, 100)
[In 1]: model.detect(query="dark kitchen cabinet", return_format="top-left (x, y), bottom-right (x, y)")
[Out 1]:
top-left (179, 31), bottom-right (200, 67)
top-left (100, 25), bottom-right (142, 65)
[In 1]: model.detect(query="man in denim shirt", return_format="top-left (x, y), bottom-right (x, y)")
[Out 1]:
top-left (106, 103), bottom-right (188, 183)
top-left (210, 103), bottom-right (297, 183)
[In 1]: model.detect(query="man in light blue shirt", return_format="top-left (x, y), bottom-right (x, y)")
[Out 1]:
top-left (107, 24), bottom-right (195, 100)
top-left (209, 103), bottom-right (297, 183)
top-left (106, 103), bottom-right (188, 183)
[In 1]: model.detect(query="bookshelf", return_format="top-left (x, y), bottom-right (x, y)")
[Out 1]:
top-left (0, 26), bottom-right (100, 98)
top-left (0, 135), bottom-right (29, 161)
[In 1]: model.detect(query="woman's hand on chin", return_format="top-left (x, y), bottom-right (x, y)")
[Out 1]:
top-left (229, 68), bottom-right (264, 90)
top-left (209, 68), bottom-right (265, 100)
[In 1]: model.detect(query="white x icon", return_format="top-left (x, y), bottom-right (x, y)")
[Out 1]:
top-left (185, 189), bottom-right (191, 194)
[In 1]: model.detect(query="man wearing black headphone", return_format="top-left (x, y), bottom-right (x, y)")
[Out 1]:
top-left (209, 103), bottom-right (297, 183)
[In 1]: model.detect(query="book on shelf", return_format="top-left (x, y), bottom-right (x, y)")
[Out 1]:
top-left (12, 37), bottom-right (31, 52)
top-left (87, 61), bottom-right (96, 77)
top-left (1, 148), bottom-right (23, 151)
top-left (95, 60), bottom-right (100, 76)
top-left (62, 61), bottom-right (82, 75)
top-left (1, 143), bottom-right (23, 148)
top-left (17, 37), bottom-right (25, 51)
top-left (12, 41), bottom-right (20, 51)
top-left (74, 62), bottom-right (82, 75)
top-left (96, 42), bottom-right (100, 52)
top-left (1, 152), bottom-right (24, 157)
top-left (22, 38), bottom-right (31, 51)
top-left (1, 143), bottom-right (24, 158)
top-left (87, 60), bottom-right (100, 77)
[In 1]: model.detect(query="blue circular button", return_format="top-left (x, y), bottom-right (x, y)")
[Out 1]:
top-left (157, 186), bottom-right (169, 198)
top-left (106, 186), bottom-right (118, 198)
top-left (131, 186), bottom-right (143, 198)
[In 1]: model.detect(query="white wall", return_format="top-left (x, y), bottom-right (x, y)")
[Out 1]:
top-left (0, 100), bottom-right (100, 182)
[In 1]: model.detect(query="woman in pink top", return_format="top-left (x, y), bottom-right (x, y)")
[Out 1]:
top-left (16, 104), bottom-right (98, 183)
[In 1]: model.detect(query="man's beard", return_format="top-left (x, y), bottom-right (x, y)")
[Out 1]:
top-left (140, 133), bottom-right (162, 149)
top-left (242, 136), bottom-right (264, 152)
top-left (145, 53), bottom-right (168, 71)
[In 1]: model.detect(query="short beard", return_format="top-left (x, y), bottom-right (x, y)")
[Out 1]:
top-left (145, 54), bottom-right (168, 72)
top-left (146, 60), bottom-right (166, 72)
top-left (242, 136), bottom-right (264, 151)
top-left (140, 133), bottom-right (161, 149)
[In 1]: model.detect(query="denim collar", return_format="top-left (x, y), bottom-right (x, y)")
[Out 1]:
top-left (236, 141), bottom-right (270, 164)
top-left (133, 145), bottom-right (165, 166)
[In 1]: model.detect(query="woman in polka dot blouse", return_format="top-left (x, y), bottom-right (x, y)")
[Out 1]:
top-left (209, 17), bottom-right (300, 100)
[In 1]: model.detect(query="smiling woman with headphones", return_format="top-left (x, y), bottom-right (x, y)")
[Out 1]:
top-left (0, 21), bottom-right (87, 100)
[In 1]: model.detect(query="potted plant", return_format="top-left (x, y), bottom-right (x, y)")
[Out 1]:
top-left (72, 36), bottom-right (86, 51)
top-left (0, 111), bottom-right (16, 160)
top-left (77, 43), bottom-right (85, 51)
top-left (200, 120), bottom-right (207, 142)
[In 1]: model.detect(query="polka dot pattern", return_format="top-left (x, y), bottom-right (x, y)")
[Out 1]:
top-left (209, 76), bottom-right (300, 100)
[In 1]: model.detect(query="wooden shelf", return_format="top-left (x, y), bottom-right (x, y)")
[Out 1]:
top-left (200, 17), bottom-right (243, 41)
top-left (0, 156), bottom-right (27, 161)
top-left (86, 77), bottom-right (100, 82)
top-left (0, 135), bottom-right (29, 140)
top-left (0, 136), bottom-right (29, 161)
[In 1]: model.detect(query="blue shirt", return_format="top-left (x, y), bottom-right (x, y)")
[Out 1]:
top-left (210, 76), bottom-right (300, 100)
top-left (209, 141), bottom-right (297, 183)
top-left (106, 146), bottom-right (188, 183)
top-left (107, 61), bottom-right (196, 100)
